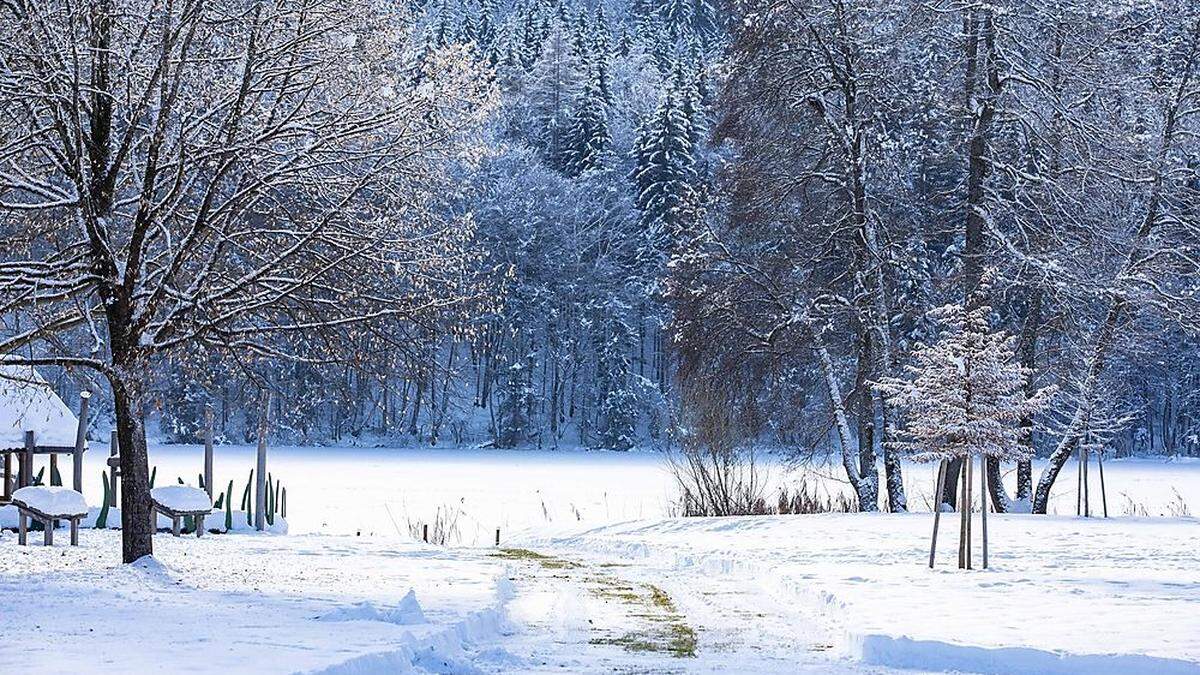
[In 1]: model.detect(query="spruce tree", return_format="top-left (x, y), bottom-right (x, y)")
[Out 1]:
top-left (632, 82), bottom-right (698, 245)
top-left (564, 66), bottom-right (611, 176)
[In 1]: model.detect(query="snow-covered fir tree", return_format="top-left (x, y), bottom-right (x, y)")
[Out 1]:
top-left (632, 76), bottom-right (699, 248)
top-left (877, 300), bottom-right (1054, 463)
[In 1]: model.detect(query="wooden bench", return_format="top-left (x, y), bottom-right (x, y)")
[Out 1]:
top-left (11, 487), bottom-right (88, 546)
top-left (151, 501), bottom-right (212, 537)
top-left (150, 486), bottom-right (213, 537)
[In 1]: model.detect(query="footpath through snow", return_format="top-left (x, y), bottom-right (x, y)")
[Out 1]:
top-left (514, 512), bottom-right (1200, 675)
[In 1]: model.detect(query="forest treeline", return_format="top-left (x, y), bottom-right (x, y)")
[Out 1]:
top-left (4, 0), bottom-right (1198, 509)
top-left (96, 2), bottom-right (1200, 463)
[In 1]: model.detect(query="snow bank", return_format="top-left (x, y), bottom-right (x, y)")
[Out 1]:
top-left (860, 635), bottom-right (1200, 675)
top-left (12, 486), bottom-right (88, 516)
top-left (0, 365), bottom-right (80, 449)
top-left (319, 589), bottom-right (427, 625)
top-left (310, 606), bottom-right (513, 675)
top-left (151, 485), bottom-right (211, 512)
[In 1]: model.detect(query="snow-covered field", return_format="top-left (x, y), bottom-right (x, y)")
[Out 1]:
top-left (2, 444), bottom-right (1198, 674)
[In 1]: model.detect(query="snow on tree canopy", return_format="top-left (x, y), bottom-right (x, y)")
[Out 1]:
top-left (12, 486), bottom-right (88, 516)
top-left (876, 301), bottom-right (1054, 463)
top-left (0, 365), bottom-right (81, 450)
top-left (151, 486), bottom-right (213, 513)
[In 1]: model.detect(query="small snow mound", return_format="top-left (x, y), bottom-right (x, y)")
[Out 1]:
top-left (151, 485), bottom-right (211, 512)
top-left (319, 589), bottom-right (427, 625)
top-left (130, 555), bottom-right (176, 580)
top-left (12, 486), bottom-right (88, 516)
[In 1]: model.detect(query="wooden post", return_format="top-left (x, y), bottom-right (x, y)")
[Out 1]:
top-left (203, 404), bottom-right (214, 499)
top-left (255, 393), bottom-right (270, 532)
top-left (423, 523), bottom-right (429, 543)
top-left (1098, 449), bottom-right (1109, 518)
top-left (3, 452), bottom-right (10, 501)
top-left (958, 458), bottom-right (968, 569)
top-left (50, 455), bottom-right (58, 485)
top-left (70, 519), bottom-right (79, 546)
top-left (19, 431), bottom-right (33, 538)
top-left (960, 451), bottom-right (969, 566)
top-left (930, 460), bottom-right (947, 569)
top-left (21, 430), bottom-right (34, 487)
top-left (1080, 444), bottom-right (1089, 511)
top-left (495, 528), bottom-right (501, 547)
top-left (74, 391), bottom-right (90, 494)
top-left (1082, 447), bottom-right (1090, 517)
top-left (979, 454), bottom-right (988, 570)
top-left (110, 429), bottom-right (120, 504)
top-left (44, 518), bottom-right (53, 546)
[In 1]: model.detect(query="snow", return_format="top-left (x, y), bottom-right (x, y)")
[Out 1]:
top-left (11, 486), bottom-right (88, 516)
top-left (318, 589), bottom-right (428, 625)
top-left (0, 365), bottom-right (81, 449)
top-left (2, 444), bottom-right (1198, 673)
top-left (150, 485), bottom-right (212, 512)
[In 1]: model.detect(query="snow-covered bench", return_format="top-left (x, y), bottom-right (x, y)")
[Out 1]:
top-left (151, 486), bottom-right (212, 537)
top-left (11, 486), bottom-right (88, 546)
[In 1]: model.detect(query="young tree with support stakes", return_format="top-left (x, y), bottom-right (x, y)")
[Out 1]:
top-left (878, 297), bottom-right (1053, 569)
top-left (0, 0), bottom-right (493, 563)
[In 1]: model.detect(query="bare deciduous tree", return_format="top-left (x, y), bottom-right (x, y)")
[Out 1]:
top-left (0, 0), bottom-right (493, 562)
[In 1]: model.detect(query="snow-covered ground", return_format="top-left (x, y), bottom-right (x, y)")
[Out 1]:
top-left (2, 444), bottom-right (1198, 674)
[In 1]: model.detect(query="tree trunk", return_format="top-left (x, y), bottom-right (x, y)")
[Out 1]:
top-left (1032, 301), bottom-right (1121, 513)
top-left (947, 8), bottom-right (1000, 510)
top-left (809, 320), bottom-right (878, 511)
top-left (1032, 20), bottom-right (1199, 512)
top-left (114, 377), bottom-right (153, 563)
top-left (880, 399), bottom-right (907, 512)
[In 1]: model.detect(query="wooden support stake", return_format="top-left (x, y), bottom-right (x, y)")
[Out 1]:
top-left (980, 454), bottom-right (989, 570)
top-left (1080, 441), bottom-right (1089, 514)
top-left (203, 404), bottom-right (214, 499)
top-left (255, 393), bottom-right (270, 532)
top-left (74, 392), bottom-right (90, 493)
top-left (3, 453), bottom-right (10, 501)
top-left (965, 456), bottom-right (973, 570)
top-left (71, 519), bottom-right (79, 546)
top-left (423, 523), bottom-right (429, 543)
top-left (958, 458), bottom-right (968, 569)
top-left (1098, 449), bottom-right (1109, 518)
top-left (930, 460), bottom-right (947, 569)
top-left (495, 528), bottom-right (501, 547)
top-left (44, 518), bottom-right (53, 546)
top-left (1082, 447), bottom-right (1090, 518)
